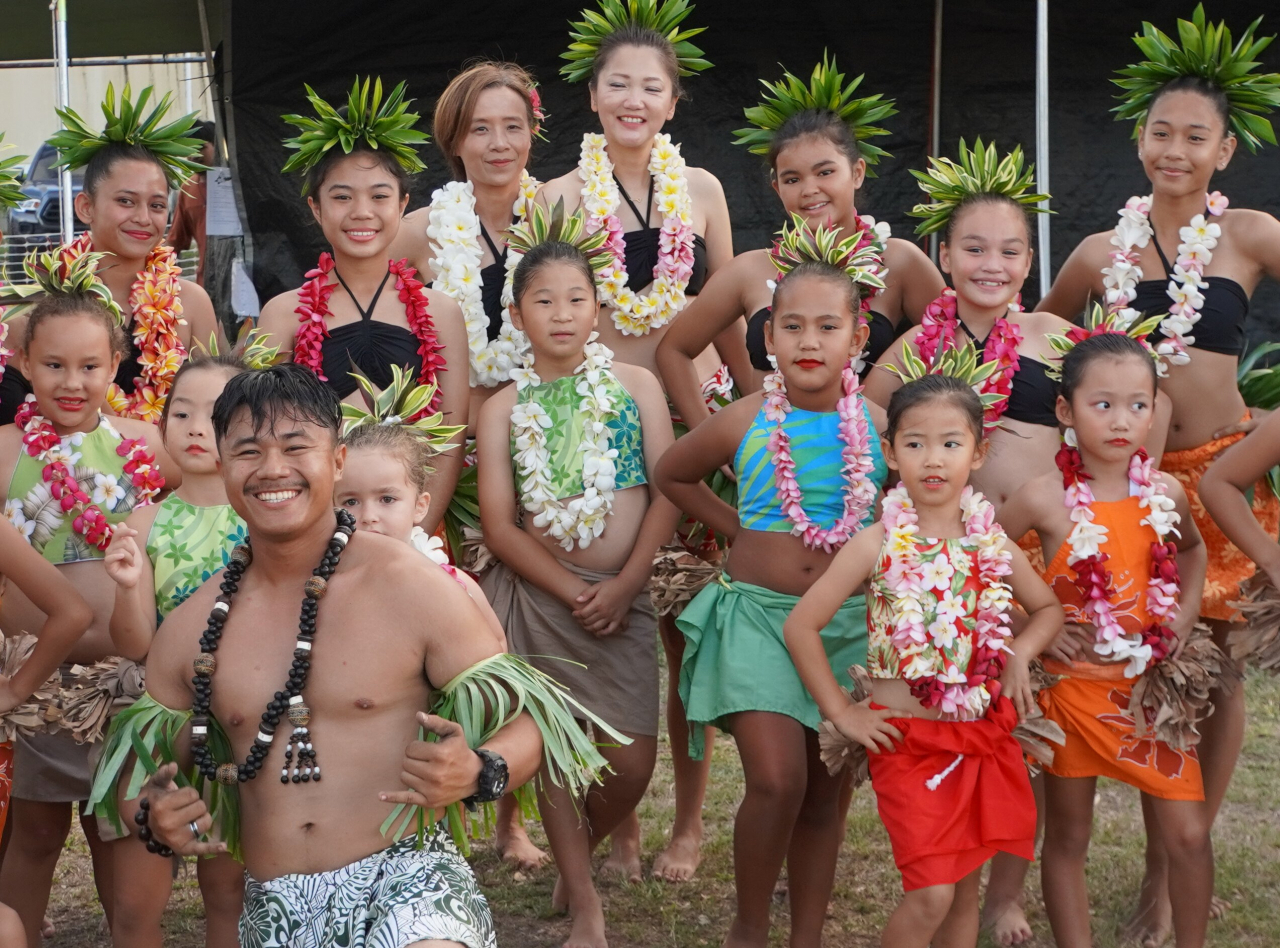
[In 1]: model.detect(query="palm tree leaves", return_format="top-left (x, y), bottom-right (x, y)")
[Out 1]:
top-left (281, 77), bottom-right (430, 191)
top-left (769, 213), bottom-right (886, 296)
top-left (734, 52), bottom-right (897, 172)
top-left (561, 0), bottom-right (711, 84)
top-left (0, 246), bottom-right (124, 326)
top-left (908, 137), bottom-right (1052, 237)
top-left (340, 364), bottom-right (466, 450)
top-left (506, 198), bottom-right (612, 277)
top-left (0, 133), bottom-right (28, 210)
top-left (1113, 4), bottom-right (1280, 152)
top-left (47, 83), bottom-right (205, 188)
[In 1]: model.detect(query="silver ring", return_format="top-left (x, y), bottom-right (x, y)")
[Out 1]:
top-left (189, 820), bottom-right (201, 840)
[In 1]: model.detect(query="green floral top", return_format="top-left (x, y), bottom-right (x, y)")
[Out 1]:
top-left (510, 373), bottom-right (647, 500)
top-left (145, 495), bottom-right (247, 620)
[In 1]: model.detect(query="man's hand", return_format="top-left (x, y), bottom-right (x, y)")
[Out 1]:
top-left (379, 713), bottom-right (482, 811)
top-left (140, 762), bottom-right (227, 856)
top-left (104, 525), bottom-right (143, 590)
top-left (572, 577), bottom-right (640, 637)
top-left (829, 698), bottom-right (905, 754)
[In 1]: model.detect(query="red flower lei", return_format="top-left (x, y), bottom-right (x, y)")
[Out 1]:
top-left (293, 253), bottom-right (443, 414)
top-left (914, 289), bottom-right (1022, 431)
top-left (14, 396), bottom-right (163, 551)
top-left (59, 235), bottom-right (188, 424)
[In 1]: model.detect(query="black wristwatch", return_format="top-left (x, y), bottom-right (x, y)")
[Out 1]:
top-left (463, 748), bottom-right (509, 809)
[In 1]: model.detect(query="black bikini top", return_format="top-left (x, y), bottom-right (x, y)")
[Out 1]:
top-left (318, 267), bottom-right (423, 399)
top-left (615, 176), bottom-right (708, 296)
top-left (1134, 230), bottom-right (1248, 357)
top-left (115, 334), bottom-right (146, 394)
top-left (957, 319), bottom-right (1058, 428)
top-left (746, 305), bottom-right (899, 378)
top-left (479, 223), bottom-right (509, 342)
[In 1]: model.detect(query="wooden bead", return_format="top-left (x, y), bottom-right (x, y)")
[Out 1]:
top-left (303, 576), bottom-right (327, 600)
top-left (216, 763), bottom-right (239, 785)
top-left (193, 653), bottom-right (216, 677)
top-left (287, 704), bottom-right (311, 726)
top-left (230, 545), bottom-right (252, 567)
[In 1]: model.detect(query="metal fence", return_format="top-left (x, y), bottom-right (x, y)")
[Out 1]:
top-left (1, 232), bottom-right (199, 284)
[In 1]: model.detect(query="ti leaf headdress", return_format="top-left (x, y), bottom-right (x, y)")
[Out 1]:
top-left (281, 77), bottom-right (430, 192)
top-left (0, 247), bottom-right (123, 326)
top-left (0, 133), bottom-right (28, 210)
top-left (47, 83), bottom-right (205, 188)
top-left (191, 328), bottom-right (282, 370)
top-left (1045, 301), bottom-right (1164, 379)
top-left (886, 341), bottom-right (1009, 420)
top-left (1113, 4), bottom-right (1280, 152)
top-left (340, 364), bottom-right (466, 450)
top-left (505, 198), bottom-right (613, 279)
top-left (561, 0), bottom-right (711, 84)
top-left (734, 52), bottom-right (897, 173)
top-left (908, 137), bottom-right (1052, 237)
top-left (769, 213), bottom-right (886, 314)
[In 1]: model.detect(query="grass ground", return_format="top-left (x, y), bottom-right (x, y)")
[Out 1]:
top-left (40, 674), bottom-right (1280, 947)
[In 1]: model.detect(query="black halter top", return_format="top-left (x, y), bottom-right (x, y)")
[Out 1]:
top-left (1135, 225), bottom-right (1248, 357)
top-left (957, 318), bottom-right (1058, 427)
top-left (318, 267), bottom-right (423, 398)
top-left (615, 175), bottom-right (708, 296)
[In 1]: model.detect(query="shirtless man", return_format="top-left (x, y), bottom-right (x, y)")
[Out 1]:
top-left (137, 364), bottom-right (542, 948)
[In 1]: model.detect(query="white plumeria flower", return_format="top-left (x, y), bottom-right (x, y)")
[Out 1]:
top-left (920, 556), bottom-right (955, 592)
top-left (935, 592), bottom-right (967, 624)
top-left (92, 473), bottom-right (125, 507)
top-left (410, 527), bottom-right (450, 565)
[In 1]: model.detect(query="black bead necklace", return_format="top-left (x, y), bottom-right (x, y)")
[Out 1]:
top-left (190, 508), bottom-right (356, 786)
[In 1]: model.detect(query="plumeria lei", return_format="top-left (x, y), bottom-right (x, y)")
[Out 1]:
top-left (13, 396), bottom-right (161, 551)
top-left (915, 288), bottom-right (1022, 431)
top-left (293, 253), bottom-right (444, 412)
top-left (764, 362), bottom-right (877, 551)
top-left (1101, 191), bottom-right (1227, 368)
top-left (578, 132), bottom-right (695, 336)
top-left (59, 235), bottom-right (187, 423)
top-left (1055, 432), bottom-right (1181, 676)
top-left (427, 170), bottom-right (539, 386)
top-left (881, 483), bottom-right (1014, 720)
top-left (509, 337), bottom-right (619, 551)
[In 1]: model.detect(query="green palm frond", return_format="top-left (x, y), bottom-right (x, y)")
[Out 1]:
top-left (887, 340), bottom-right (1006, 415)
top-left (1044, 302), bottom-right (1164, 380)
top-left (908, 137), bottom-right (1052, 237)
top-left (0, 247), bottom-right (123, 326)
top-left (0, 134), bottom-right (28, 210)
top-left (1113, 4), bottom-right (1280, 152)
top-left (505, 198), bottom-right (613, 277)
top-left (281, 77), bottom-right (430, 191)
top-left (769, 213), bottom-right (886, 297)
top-left (340, 364), bottom-right (466, 449)
top-left (561, 0), bottom-right (712, 84)
top-left (47, 83), bottom-right (205, 188)
top-left (734, 52), bottom-right (897, 173)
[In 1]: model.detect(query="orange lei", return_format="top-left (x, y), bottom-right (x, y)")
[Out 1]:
top-left (61, 235), bottom-right (187, 423)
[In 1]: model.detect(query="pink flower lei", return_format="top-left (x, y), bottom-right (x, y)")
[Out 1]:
top-left (914, 288), bottom-right (1022, 431)
top-left (293, 253), bottom-right (443, 414)
top-left (881, 483), bottom-right (1014, 719)
top-left (13, 396), bottom-right (162, 551)
top-left (764, 362), bottom-right (877, 552)
top-left (1055, 438), bottom-right (1181, 676)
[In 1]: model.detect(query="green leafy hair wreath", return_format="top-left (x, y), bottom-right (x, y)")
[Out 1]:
top-left (340, 364), bottom-right (466, 449)
top-left (281, 77), bottom-right (430, 192)
top-left (733, 52), bottom-right (897, 173)
top-left (886, 340), bottom-right (1009, 418)
top-left (1113, 4), bottom-right (1280, 152)
top-left (47, 83), bottom-right (205, 188)
top-left (0, 133), bottom-right (27, 209)
top-left (1045, 302), bottom-right (1165, 380)
top-left (0, 246), bottom-right (124, 326)
top-left (908, 137), bottom-right (1052, 237)
top-left (560, 0), bottom-right (712, 84)
top-left (506, 198), bottom-right (613, 277)
top-left (769, 213), bottom-right (886, 298)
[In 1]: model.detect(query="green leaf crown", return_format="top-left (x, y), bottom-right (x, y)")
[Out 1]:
top-left (47, 83), bottom-right (205, 188)
top-left (340, 364), bottom-right (466, 450)
top-left (1113, 4), bottom-right (1280, 153)
top-left (733, 52), bottom-right (896, 173)
top-left (506, 198), bottom-right (613, 279)
top-left (908, 137), bottom-right (1052, 237)
top-left (0, 247), bottom-right (123, 326)
top-left (0, 133), bottom-right (28, 210)
top-left (886, 341), bottom-right (1008, 418)
top-left (191, 327), bottom-right (282, 371)
top-left (281, 77), bottom-right (430, 192)
top-left (769, 213), bottom-right (886, 303)
top-left (561, 0), bottom-right (712, 84)
top-left (1044, 302), bottom-right (1164, 380)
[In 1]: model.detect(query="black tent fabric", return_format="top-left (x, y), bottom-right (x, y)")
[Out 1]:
top-left (226, 0), bottom-right (1279, 340)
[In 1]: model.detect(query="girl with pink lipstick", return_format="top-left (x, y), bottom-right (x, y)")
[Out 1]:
top-left (95, 349), bottom-right (255, 948)
top-left (656, 221), bottom-right (887, 948)
top-left (258, 78), bottom-right (469, 535)
top-left (0, 251), bottom-right (174, 947)
top-left (1039, 9), bottom-right (1280, 940)
top-left (0, 85), bottom-right (224, 427)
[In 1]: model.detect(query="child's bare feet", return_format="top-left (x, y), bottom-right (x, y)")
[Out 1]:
top-left (600, 814), bottom-right (642, 883)
top-left (42, 915), bottom-right (55, 939)
top-left (495, 819), bottom-right (549, 871)
top-left (563, 889), bottom-right (608, 948)
top-left (1123, 871), bottom-right (1173, 948)
top-left (651, 832), bottom-right (702, 882)
top-left (982, 898), bottom-right (1033, 946)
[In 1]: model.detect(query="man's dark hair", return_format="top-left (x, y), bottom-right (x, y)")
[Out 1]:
top-left (212, 363), bottom-right (341, 445)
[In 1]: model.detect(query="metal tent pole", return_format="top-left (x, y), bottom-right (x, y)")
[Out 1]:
top-left (929, 0), bottom-right (943, 263)
top-left (51, 0), bottom-right (74, 243)
top-left (1035, 0), bottom-right (1051, 297)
